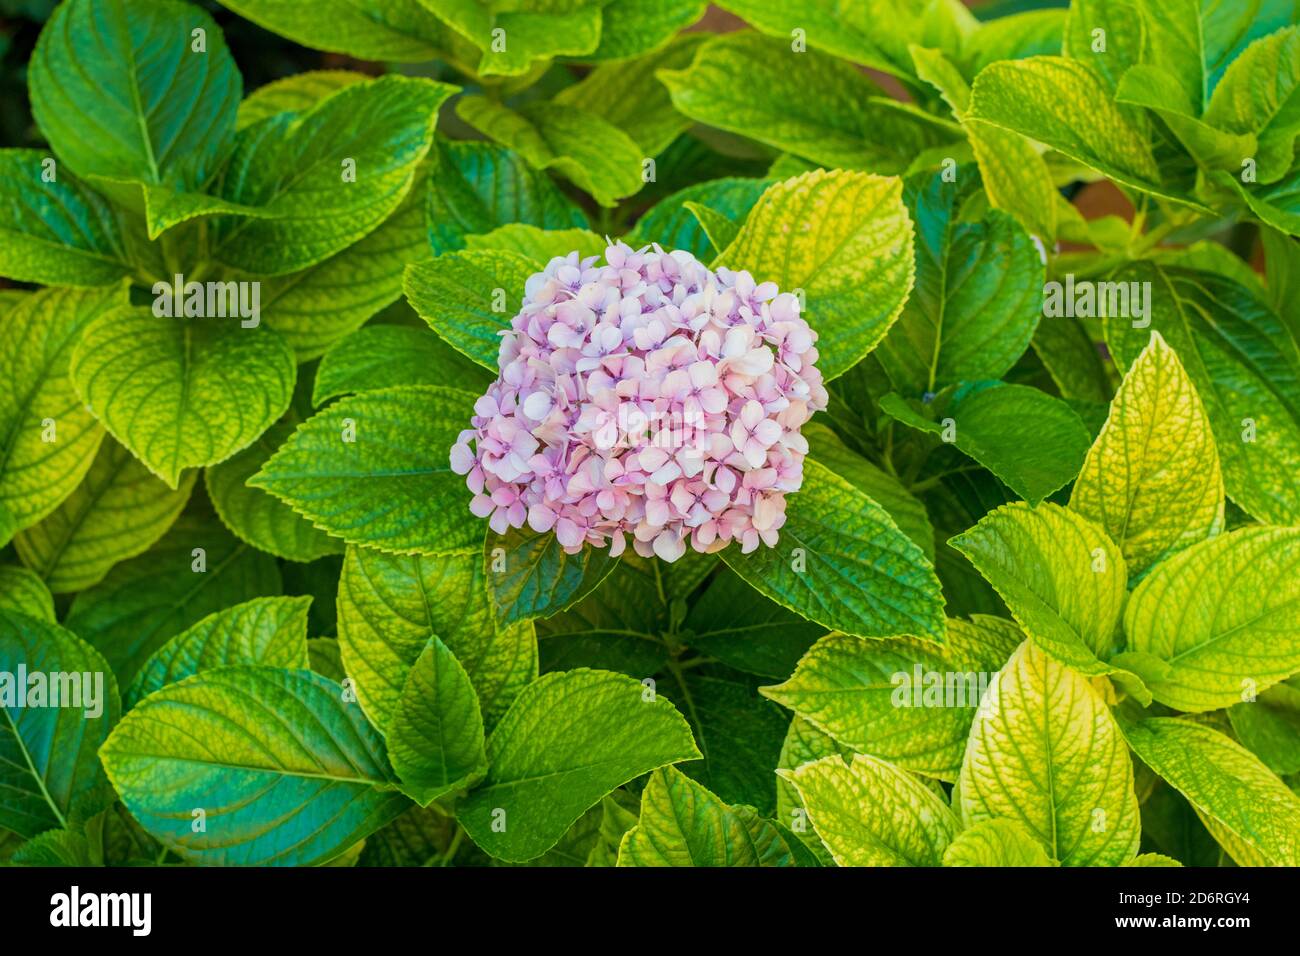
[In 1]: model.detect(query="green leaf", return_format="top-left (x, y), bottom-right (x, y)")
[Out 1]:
top-left (780, 753), bottom-right (961, 866)
top-left (0, 286), bottom-right (124, 538)
top-left (684, 567), bottom-right (825, 679)
top-left (206, 421), bottom-right (345, 563)
top-left (881, 382), bottom-right (1092, 504)
top-left (875, 170), bottom-right (1044, 394)
top-left (71, 308), bottom-right (296, 488)
top-left (1123, 717), bottom-right (1300, 866)
top-left (429, 0), bottom-right (602, 76)
top-left (425, 140), bottom-right (589, 257)
top-left (236, 70), bottom-right (369, 130)
top-left (1116, 65), bottom-right (1257, 172)
top-left (1030, 315), bottom-right (1113, 404)
top-left (249, 160), bottom-right (436, 361)
top-left (969, 56), bottom-right (1185, 204)
top-left (486, 525), bottom-right (619, 627)
top-left (942, 818), bottom-right (1053, 867)
top-left (336, 544), bottom-right (537, 733)
top-left (631, 177), bottom-right (773, 261)
top-left (1123, 527), bottom-right (1300, 712)
top-left (961, 9), bottom-right (1065, 76)
top-left (216, 0), bottom-right (451, 62)
top-left (1070, 331), bottom-right (1225, 578)
top-left (723, 459), bottom-right (946, 642)
top-left (949, 502), bottom-right (1132, 680)
top-left (404, 249), bottom-right (539, 371)
top-left (29, 0), bottom-right (240, 191)
top-left (456, 96), bottom-right (644, 207)
top-left (763, 618), bottom-right (1020, 781)
top-left (0, 610), bottom-right (121, 838)
top-left (554, 35), bottom-right (705, 157)
top-left (313, 325), bottom-right (491, 406)
top-left (64, 513), bottom-right (281, 684)
top-left (1230, 681), bottom-right (1300, 776)
top-left (457, 669), bottom-right (700, 862)
top-left (682, 201), bottom-right (741, 256)
top-left (100, 665), bottom-right (407, 866)
top-left (250, 385), bottom-right (481, 556)
top-left (959, 640), bottom-right (1141, 866)
top-left (581, 0), bottom-right (705, 61)
top-left (388, 636), bottom-right (488, 806)
top-left (210, 76), bottom-right (454, 274)
top-left (1102, 262), bottom-right (1300, 526)
top-left (464, 224), bottom-right (606, 265)
top-left (15, 437), bottom-right (195, 593)
top-left (1204, 26), bottom-right (1300, 181)
top-left (1063, 0), bottom-right (1143, 94)
top-left (719, 169), bottom-right (915, 381)
top-left (126, 595), bottom-right (311, 707)
top-left (0, 566), bottom-right (56, 623)
top-left (659, 32), bottom-right (952, 173)
top-left (617, 766), bottom-right (803, 866)
top-left (0, 149), bottom-right (133, 286)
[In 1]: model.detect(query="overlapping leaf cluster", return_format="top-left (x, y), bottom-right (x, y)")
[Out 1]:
top-left (0, 0), bottom-right (1297, 867)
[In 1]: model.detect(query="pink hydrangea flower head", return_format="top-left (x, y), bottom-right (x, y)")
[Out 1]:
top-left (449, 242), bottom-right (828, 562)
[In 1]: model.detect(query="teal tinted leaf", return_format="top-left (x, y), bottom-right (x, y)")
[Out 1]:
top-left (15, 437), bottom-right (194, 593)
top-left (631, 177), bottom-right (773, 261)
top-left (0, 566), bottom-right (56, 622)
top-left (0, 149), bottom-right (132, 286)
top-left (206, 421), bottom-right (346, 563)
top-left (388, 636), bottom-right (488, 806)
top-left (960, 641), bottom-right (1141, 866)
top-left (216, 0), bottom-right (451, 61)
top-left (404, 249), bottom-right (539, 370)
top-left (486, 525), bottom-right (620, 627)
top-left (71, 308), bottom-right (296, 488)
top-left (763, 618), bottom-right (1018, 781)
top-left (210, 76), bottom-right (454, 274)
top-left (0, 286), bottom-right (123, 537)
top-left (659, 32), bottom-right (952, 173)
top-left (618, 766), bottom-right (802, 866)
top-left (949, 502), bottom-right (1130, 678)
top-left (781, 753), bottom-right (962, 866)
top-left (1102, 262), bottom-right (1300, 526)
top-left (1070, 331), bottom-right (1225, 578)
top-left (425, 140), bottom-right (589, 257)
top-left (250, 160), bottom-right (435, 361)
top-left (337, 544), bottom-right (537, 733)
top-left (0, 610), bottom-right (121, 837)
top-left (554, 36), bottom-right (705, 156)
top-left (942, 818), bottom-right (1053, 867)
top-left (875, 172), bottom-right (1044, 394)
top-left (457, 669), bottom-right (700, 862)
top-left (64, 513), bottom-right (281, 684)
top-left (236, 70), bottom-right (369, 130)
top-left (456, 97), bottom-right (643, 207)
top-left (1123, 527), bottom-right (1300, 712)
top-left (719, 169), bottom-right (916, 381)
top-left (29, 0), bottom-right (240, 190)
top-left (100, 666), bottom-right (407, 866)
top-left (1123, 717), bottom-right (1300, 866)
top-left (881, 382), bottom-right (1091, 504)
top-left (685, 567), bottom-right (825, 679)
top-left (1229, 681), bottom-right (1300, 776)
top-left (723, 460), bottom-right (946, 643)
top-left (127, 595), bottom-right (311, 706)
top-left (249, 385), bottom-right (480, 556)
top-left (313, 325), bottom-right (491, 406)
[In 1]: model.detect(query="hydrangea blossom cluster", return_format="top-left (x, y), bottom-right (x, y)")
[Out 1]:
top-left (449, 242), bottom-right (828, 563)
